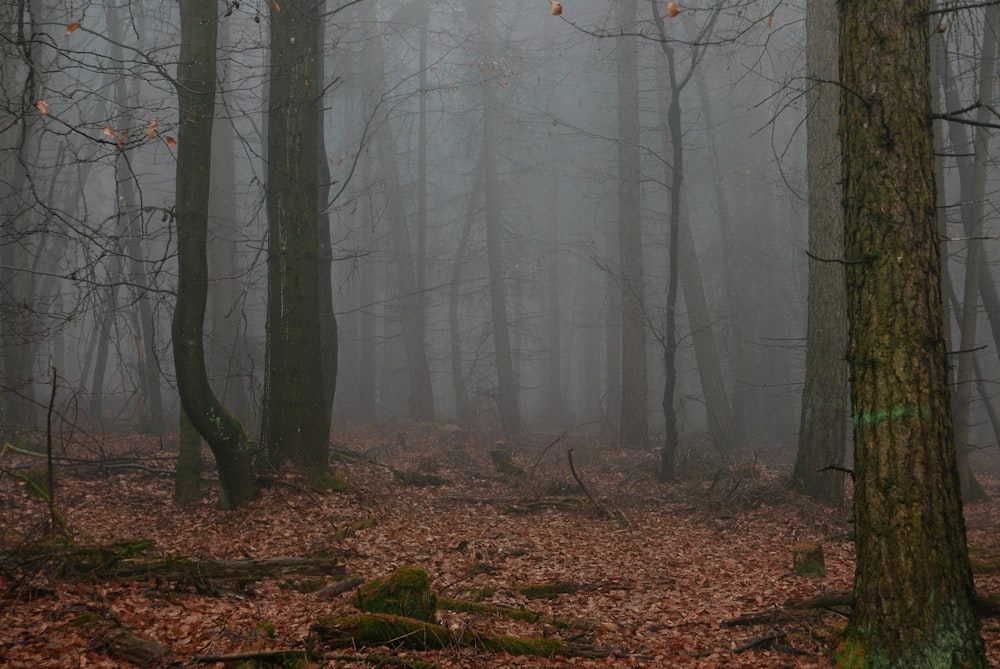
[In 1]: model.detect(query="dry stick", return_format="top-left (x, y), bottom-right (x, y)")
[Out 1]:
top-left (530, 429), bottom-right (567, 480)
top-left (46, 367), bottom-right (61, 532)
top-left (566, 448), bottom-right (609, 518)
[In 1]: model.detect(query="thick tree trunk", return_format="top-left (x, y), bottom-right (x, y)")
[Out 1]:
top-left (838, 0), bottom-right (986, 664)
top-left (173, 0), bottom-right (254, 509)
top-left (792, 0), bottom-right (847, 506)
top-left (262, 0), bottom-right (331, 469)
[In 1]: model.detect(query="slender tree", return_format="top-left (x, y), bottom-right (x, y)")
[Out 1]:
top-left (173, 0), bottom-right (254, 509)
top-left (837, 0), bottom-right (986, 663)
top-left (792, 0), bottom-right (847, 505)
top-left (615, 0), bottom-right (647, 448)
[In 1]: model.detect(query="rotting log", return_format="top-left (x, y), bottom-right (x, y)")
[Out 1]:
top-left (12, 540), bottom-right (345, 589)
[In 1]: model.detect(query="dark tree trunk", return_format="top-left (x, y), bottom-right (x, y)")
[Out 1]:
top-left (172, 0), bottom-right (254, 508)
top-left (838, 0), bottom-right (986, 663)
top-left (615, 0), bottom-right (647, 448)
top-left (262, 0), bottom-right (331, 470)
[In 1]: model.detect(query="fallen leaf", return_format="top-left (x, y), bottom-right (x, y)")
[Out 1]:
top-left (666, 2), bottom-right (681, 17)
top-left (35, 100), bottom-right (49, 115)
top-left (66, 21), bottom-right (81, 34)
top-left (164, 135), bottom-right (177, 148)
top-left (550, 1), bottom-right (562, 16)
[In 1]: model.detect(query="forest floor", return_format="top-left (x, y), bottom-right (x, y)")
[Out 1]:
top-left (2, 424), bottom-right (1000, 668)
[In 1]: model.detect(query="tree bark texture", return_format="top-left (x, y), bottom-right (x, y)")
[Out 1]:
top-left (839, 0), bottom-right (986, 664)
top-left (262, 0), bottom-right (331, 469)
top-left (792, 0), bottom-right (847, 506)
top-left (172, 0), bottom-right (254, 508)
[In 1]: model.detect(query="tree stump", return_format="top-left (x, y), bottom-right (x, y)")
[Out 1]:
top-left (792, 541), bottom-right (826, 576)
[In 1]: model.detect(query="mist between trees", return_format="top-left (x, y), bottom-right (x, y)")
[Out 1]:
top-left (0, 0), bottom-right (998, 500)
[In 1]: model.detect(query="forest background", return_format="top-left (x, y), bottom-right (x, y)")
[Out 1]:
top-left (3, 0), bottom-right (1000, 666)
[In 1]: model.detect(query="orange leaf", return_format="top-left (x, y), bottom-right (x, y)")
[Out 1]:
top-left (271, 0), bottom-right (280, 11)
top-left (145, 117), bottom-right (159, 140)
top-left (35, 100), bottom-right (49, 115)
top-left (767, 14), bottom-right (773, 28)
top-left (666, 2), bottom-right (680, 17)
top-left (550, 1), bottom-right (562, 15)
top-left (103, 126), bottom-right (116, 139)
top-left (164, 135), bottom-right (177, 148)
top-left (66, 21), bottom-right (81, 34)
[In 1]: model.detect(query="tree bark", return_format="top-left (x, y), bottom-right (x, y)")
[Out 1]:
top-left (173, 0), bottom-right (254, 509)
top-left (838, 0), bottom-right (986, 663)
top-left (262, 0), bottom-right (331, 469)
top-left (792, 0), bottom-right (847, 506)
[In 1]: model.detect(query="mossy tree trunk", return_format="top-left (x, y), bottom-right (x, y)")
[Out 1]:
top-left (838, 0), bottom-right (986, 664)
top-left (262, 0), bottom-right (331, 470)
top-left (172, 0), bottom-right (254, 509)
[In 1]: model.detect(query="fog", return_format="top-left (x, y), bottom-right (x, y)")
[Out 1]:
top-left (1, 0), bottom-right (995, 463)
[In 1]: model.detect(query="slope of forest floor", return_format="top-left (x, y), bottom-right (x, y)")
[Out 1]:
top-left (2, 424), bottom-right (1000, 668)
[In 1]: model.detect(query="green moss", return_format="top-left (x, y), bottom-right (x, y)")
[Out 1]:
top-left (72, 612), bottom-right (102, 626)
top-left (490, 448), bottom-right (524, 477)
top-left (352, 565), bottom-right (437, 622)
top-left (335, 515), bottom-right (379, 540)
top-left (305, 466), bottom-right (347, 493)
top-left (469, 585), bottom-right (497, 601)
top-left (480, 634), bottom-right (564, 657)
top-left (516, 582), bottom-right (576, 599)
top-left (313, 613), bottom-right (451, 650)
top-left (113, 539), bottom-right (154, 558)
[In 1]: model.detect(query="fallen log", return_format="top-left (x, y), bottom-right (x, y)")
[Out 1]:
top-left (70, 606), bottom-right (172, 666)
top-left (310, 612), bottom-right (568, 658)
top-left (12, 539), bottom-right (345, 591)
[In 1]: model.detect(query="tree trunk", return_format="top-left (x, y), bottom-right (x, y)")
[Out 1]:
top-left (838, 0), bottom-right (986, 663)
top-left (696, 73), bottom-right (748, 442)
top-left (615, 0), bottom-right (647, 448)
top-left (791, 0), bottom-right (847, 506)
top-left (207, 19), bottom-right (254, 428)
top-left (482, 0), bottom-right (520, 439)
top-left (941, 4), bottom-right (997, 502)
top-left (262, 0), bottom-right (331, 470)
top-left (449, 160), bottom-right (482, 426)
top-left (316, 9), bottom-right (338, 418)
top-left (173, 408), bottom-right (201, 506)
top-left (173, 0), bottom-right (254, 509)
